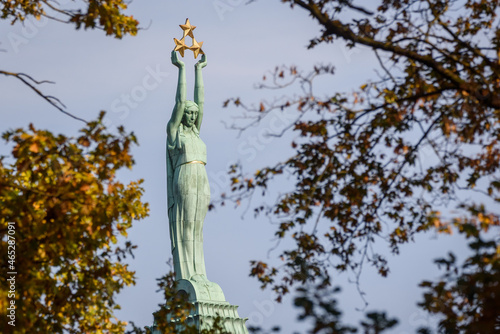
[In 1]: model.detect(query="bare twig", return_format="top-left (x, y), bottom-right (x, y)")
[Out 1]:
top-left (1, 70), bottom-right (87, 123)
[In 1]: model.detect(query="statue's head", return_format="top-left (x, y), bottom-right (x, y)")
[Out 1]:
top-left (182, 101), bottom-right (199, 128)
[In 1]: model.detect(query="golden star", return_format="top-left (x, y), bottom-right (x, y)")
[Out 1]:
top-left (180, 18), bottom-right (196, 39)
top-left (173, 37), bottom-right (188, 57)
top-left (189, 37), bottom-right (204, 59)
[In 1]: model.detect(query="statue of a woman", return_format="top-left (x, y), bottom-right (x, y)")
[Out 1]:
top-left (167, 50), bottom-right (209, 282)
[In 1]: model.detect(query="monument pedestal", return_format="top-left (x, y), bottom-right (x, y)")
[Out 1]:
top-left (151, 279), bottom-right (249, 333)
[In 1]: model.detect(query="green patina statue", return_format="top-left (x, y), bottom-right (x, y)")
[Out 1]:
top-left (167, 50), bottom-right (209, 283)
top-left (155, 23), bottom-right (248, 331)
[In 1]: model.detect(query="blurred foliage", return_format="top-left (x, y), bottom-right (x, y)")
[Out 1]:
top-left (0, 0), bottom-right (138, 38)
top-left (226, 0), bottom-right (500, 297)
top-left (248, 221), bottom-right (499, 334)
top-left (0, 112), bottom-right (149, 333)
top-left (223, 0), bottom-right (500, 332)
top-left (418, 223), bottom-right (500, 333)
top-left (127, 270), bottom-right (230, 334)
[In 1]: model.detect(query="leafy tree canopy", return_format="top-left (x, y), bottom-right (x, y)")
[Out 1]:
top-left (222, 0), bottom-right (500, 331)
top-left (0, 113), bottom-right (149, 333)
top-left (1, 0), bottom-right (138, 38)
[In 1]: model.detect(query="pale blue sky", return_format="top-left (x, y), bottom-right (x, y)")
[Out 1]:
top-left (1, 1), bottom-right (472, 333)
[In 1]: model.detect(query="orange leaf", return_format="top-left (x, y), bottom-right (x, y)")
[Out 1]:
top-left (29, 142), bottom-right (39, 153)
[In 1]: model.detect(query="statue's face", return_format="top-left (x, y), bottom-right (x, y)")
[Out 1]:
top-left (182, 106), bottom-right (198, 128)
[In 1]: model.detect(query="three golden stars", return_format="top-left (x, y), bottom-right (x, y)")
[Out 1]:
top-left (173, 18), bottom-right (205, 58)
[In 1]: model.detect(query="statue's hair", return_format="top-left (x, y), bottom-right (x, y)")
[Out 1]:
top-left (185, 100), bottom-right (199, 112)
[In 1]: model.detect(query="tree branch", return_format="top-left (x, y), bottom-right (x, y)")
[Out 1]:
top-left (292, 0), bottom-right (500, 109)
top-left (1, 70), bottom-right (87, 123)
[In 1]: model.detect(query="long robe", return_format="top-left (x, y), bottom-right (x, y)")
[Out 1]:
top-left (167, 124), bottom-right (210, 281)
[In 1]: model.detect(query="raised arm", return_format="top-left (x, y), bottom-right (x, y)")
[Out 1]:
top-left (194, 54), bottom-right (207, 131)
top-left (167, 50), bottom-right (186, 142)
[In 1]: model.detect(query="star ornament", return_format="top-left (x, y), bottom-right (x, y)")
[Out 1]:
top-left (189, 37), bottom-right (204, 59)
top-left (179, 18), bottom-right (196, 39)
top-left (173, 18), bottom-right (205, 59)
top-left (173, 36), bottom-right (188, 57)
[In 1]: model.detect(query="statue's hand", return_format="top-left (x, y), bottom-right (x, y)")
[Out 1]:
top-left (171, 50), bottom-right (185, 68)
top-left (195, 54), bottom-right (207, 69)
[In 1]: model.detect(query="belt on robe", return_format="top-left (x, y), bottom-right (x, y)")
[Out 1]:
top-left (175, 161), bottom-right (206, 170)
top-left (185, 160), bottom-right (206, 165)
